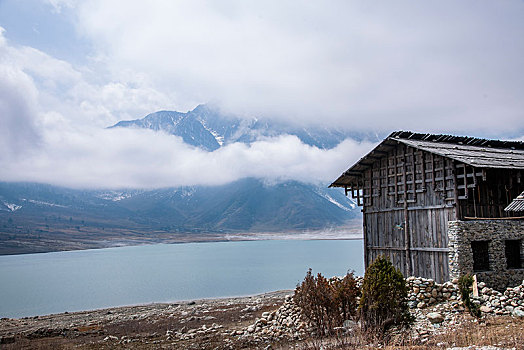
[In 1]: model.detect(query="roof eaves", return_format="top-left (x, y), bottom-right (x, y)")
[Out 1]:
top-left (329, 136), bottom-right (401, 188)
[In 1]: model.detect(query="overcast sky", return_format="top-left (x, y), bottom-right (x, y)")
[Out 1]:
top-left (1, 0), bottom-right (523, 189)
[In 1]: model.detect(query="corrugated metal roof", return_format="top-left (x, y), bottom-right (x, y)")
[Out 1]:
top-left (330, 131), bottom-right (524, 188)
top-left (504, 191), bottom-right (524, 212)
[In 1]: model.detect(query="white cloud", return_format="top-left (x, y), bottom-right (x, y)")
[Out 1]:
top-left (46, 0), bottom-right (75, 13)
top-left (0, 25), bottom-right (177, 129)
top-left (0, 24), bottom-right (375, 189)
top-left (64, 0), bottom-right (524, 134)
top-left (0, 29), bottom-right (41, 160)
top-left (2, 1), bottom-right (524, 190)
top-left (1, 124), bottom-right (375, 189)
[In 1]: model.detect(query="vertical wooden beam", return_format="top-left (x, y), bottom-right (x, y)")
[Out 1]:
top-left (431, 153), bottom-right (436, 189)
top-left (421, 151), bottom-right (426, 191)
top-left (362, 208), bottom-right (369, 269)
top-left (356, 182), bottom-right (361, 206)
top-left (377, 158), bottom-right (382, 197)
top-left (384, 153), bottom-right (389, 198)
top-left (472, 167), bottom-right (478, 218)
top-left (452, 161), bottom-right (461, 220)
top-left (463, 164), bottom-right (468, 199)
top-left (368, 168), bottom-right (373, 207)
top-left (402, 145), bottom-right (412, 276)
top-left (410, 147), bottom-right (416, 202)
top-left (401, 145), bottom-right (408, 203)
top-left (394, 146), bottom-right (399, 204)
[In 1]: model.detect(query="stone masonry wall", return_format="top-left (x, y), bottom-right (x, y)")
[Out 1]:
top-left (448, 219), bottom-right (524, 289)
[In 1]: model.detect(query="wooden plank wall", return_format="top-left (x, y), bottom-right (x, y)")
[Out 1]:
top-left (361, 143), bottom-right (456, 283)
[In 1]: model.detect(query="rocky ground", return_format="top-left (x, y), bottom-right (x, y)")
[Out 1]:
top-left (1, 280), bottom-right (523, 349)
top-left (0, 291), bottom-right (297, 349)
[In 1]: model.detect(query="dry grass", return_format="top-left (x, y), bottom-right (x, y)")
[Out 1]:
top-left (428, 315), bottom-right (524, 349)
top-left (297, 315), bottom-right (524, 350)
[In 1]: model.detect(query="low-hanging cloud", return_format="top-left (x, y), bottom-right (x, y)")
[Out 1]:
top-left (0, 125), bottom-right (375, 189)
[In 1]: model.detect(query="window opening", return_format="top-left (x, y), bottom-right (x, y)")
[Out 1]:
top-left (471, 241), bottom-right (490, 271)
top-left (505, 240), bottom-right (522, 269)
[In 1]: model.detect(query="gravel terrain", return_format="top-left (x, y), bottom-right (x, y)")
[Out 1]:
top-left (0, 291), bottom-right (295, 349)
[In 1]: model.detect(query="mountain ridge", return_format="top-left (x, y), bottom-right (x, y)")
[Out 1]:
top-left (0, 179), bottom-right (359, 254)
top-left (110, 104), bottom-right (377, 151)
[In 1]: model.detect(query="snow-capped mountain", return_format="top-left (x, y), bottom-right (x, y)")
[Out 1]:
top-left (110, 104), bottom-right (371, 151)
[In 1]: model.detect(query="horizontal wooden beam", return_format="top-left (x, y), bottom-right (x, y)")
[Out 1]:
top-left (464, 216), bottom-right (524, 220)
top-left (364, 204), bottom-right (454, 214)
top-left (367, 246), bottom-right (449, 253)
top-left (410, 247), bottom-right (449, 253)
top-left (367, 246), bottom-right (406, 251)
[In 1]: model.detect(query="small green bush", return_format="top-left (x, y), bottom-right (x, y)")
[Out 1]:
top-left (458, 274), bottom-right (481, 318)
top-left (358, 255), bottom-right (412, 336)
top-left (294, 269), bottom-right (359, 336)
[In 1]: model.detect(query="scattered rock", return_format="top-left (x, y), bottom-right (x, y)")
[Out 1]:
top-left (480, 305), bottom-right (492, 313)
top-left (343, 319), bottom-right (356, 329)
top-left (427, 312), bottom-right (444, 324)
top-left (447, 347), bottom-right (514, 350)
top-left (511, 308), bottom-right (524, 318)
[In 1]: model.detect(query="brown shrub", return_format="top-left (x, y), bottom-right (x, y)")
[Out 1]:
top-left (294, 269), bottom-right (359, 337)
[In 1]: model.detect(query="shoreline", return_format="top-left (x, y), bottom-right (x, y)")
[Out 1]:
top-left (0, 232), bottom-right (363, 256)
top-left (6, 289), bottom-right (294, 321)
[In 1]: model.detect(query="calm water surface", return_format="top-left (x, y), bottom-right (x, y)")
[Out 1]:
top-left (0, 239), bottom-right (363, 318)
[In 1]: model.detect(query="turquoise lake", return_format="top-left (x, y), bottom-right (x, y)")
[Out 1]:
top-left (0, 239), bottom-right (363, 318)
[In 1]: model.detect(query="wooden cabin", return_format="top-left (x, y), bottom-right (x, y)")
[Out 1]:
top-left (330, 131), bottom-right (524, 285)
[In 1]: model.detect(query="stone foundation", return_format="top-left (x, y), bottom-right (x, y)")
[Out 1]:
top-left (448, 219), bottom-right (524, 290)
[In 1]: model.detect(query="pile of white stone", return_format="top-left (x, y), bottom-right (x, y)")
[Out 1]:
top-left (406, 276), bottom-right (460, 309)
top-left (406, 276), bottom-right (524, 317)
top-left (241, 277), bottom-right (524, 341)
top-left (474, 282), bottom-right (524, 317)
top-left (242, 276), bottom-right (359, 340)
top-left (240, 295), bottom-right (310, 341)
